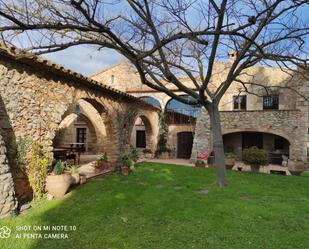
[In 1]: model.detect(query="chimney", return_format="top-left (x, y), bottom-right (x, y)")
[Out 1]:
top-left (228, 50), bottom-right (237, 62)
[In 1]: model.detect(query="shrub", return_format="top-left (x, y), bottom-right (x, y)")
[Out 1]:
top-left (53, 161), bottom-right (65, 175)
top-left (242, 147), bottom-right (268, 166)
top-left (128, 147), bottom-right (139, 162)
top-left (117, 148), bottom-right (139, 169)
top-left (98, 153), bottom-right (108, 162)
top-left (117, 152), bottom-right (134, 168)
top-left (66, 165), bottom-right (79, 174)
top-left (225, 152), bottom-right (236, 159)
top-left (28, 142), bottom-right (51, 198)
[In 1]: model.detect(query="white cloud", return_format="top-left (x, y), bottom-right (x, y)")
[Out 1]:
top-left (42, 45), bottom-right (124, 76)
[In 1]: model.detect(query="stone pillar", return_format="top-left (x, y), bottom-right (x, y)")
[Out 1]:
top-left (190, 108), bottom-right (211, 161)
top-left (0, 132), bottom-right (17, 219)
top-left (293, 78), bottom-right (309, 161)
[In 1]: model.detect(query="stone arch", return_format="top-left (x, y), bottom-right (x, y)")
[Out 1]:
top-left (222, 128), bottom-right (292, 145)
top-left (129, 111), bottom-right (158, 155)
top-left (53, 113), bottom-right (97, 152)
top-left (165, 95), bottom-right (202, 125)
top-left (139, 96), bottom-right (162, 109)
top-left (52, 96), bottom-right (116, 159)
top-left (222, 130), bottom-right (291, 163)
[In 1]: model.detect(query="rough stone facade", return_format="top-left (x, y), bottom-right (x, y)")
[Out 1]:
top-left (0, 131), bottom-right (17, 219)
top-left (191, 108), bottom-right (211, 160)
top-left (93, 60), bottom-right (309, 162)
top-left (0, 45), bottom-right (159, 217)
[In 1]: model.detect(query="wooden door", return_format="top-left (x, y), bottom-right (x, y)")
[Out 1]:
top-left (136, 130), bottom-right (146, 148)
top-left (177, 132), bottom-right (194, 159)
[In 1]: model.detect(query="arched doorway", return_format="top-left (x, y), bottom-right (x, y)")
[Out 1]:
top-left (52, 97), bottom-right (115, 164)
top-left (165, 95), bottom-right (201, 158)
top-left (53, 112), bottom-right (97, 153)
top-left (223, 131), bottom-right (290, 164)
top-left (130, 115), bottom-right (154, 152)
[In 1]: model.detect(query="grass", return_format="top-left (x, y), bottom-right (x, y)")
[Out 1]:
top-left (1, 162), bottom-right (309, 249)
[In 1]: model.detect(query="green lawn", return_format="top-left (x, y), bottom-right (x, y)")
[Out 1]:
top-left (1, 162), bottom-right (309, 249)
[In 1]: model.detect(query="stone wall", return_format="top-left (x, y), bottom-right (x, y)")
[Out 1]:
top-left (0, 131), bottom-right (17, 218)
top-left (91, 61), bottom-right (142, 92)
top-left (191, 108), bottom-right (211, 160)
top-left (0, 51), bottom-right (159, 210)
top-left (192, 109), bottom-right (308, 161)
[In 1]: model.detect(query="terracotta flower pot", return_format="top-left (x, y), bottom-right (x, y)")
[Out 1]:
top-left (288, 160), bottom-right (307, 176)
top-left (46, 174), bottom-right (73, 198)
top-left (121, 166), bottom-right (130, 175)
top-left (225, 158), bottom-right (235, 170)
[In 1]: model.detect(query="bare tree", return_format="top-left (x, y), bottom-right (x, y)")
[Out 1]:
top-left (0, 0), bottom-right (308, 187)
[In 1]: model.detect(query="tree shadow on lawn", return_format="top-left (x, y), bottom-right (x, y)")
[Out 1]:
top-left (23, 165), bottom-right (217, 249)
top-left (5, 163), bottom-right (309, 249)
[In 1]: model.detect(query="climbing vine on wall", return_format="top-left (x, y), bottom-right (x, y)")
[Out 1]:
top-left (155, 111), bottom-right (170, 156)
top-left (17, 137), bottom-right (51, 198)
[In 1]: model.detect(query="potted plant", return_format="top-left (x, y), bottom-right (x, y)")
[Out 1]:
top-left (195, 159), bottom-right (206, 168)
top-left (128, 147), bottom-right (139, 171)
top-left (118, 148), bottom-right (138, 175)
top-left (94, 153), bottom-right (112, 173)
top-left (46, 161), bottom-right (73, 198)
top-left (66, 165), bottom-right (80, 184)
top-left (242, 147), bottom-right (268, 172)
top-left (225, 152), bottom-right (237, 170)
top-left (118, 153), bottom-right (133, 175)
top-left (288, 160), bottom-right (308, 176)
top-left (79, 172), bottom-right (87, 184)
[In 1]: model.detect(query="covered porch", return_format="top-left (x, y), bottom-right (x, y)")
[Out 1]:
top-left (223, 131), bottom-right (290, 165)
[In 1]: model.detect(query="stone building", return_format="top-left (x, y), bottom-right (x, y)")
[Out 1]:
top-left (92, 57), bottom-right (309, 163)
top-left (0, 41), bottom-right (308, 218)
top-left (0, 44), bottom-right (159, 218)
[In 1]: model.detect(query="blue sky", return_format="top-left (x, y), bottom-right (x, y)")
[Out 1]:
top-left (37, 1), bottom-right (308, 77)
top-left (42, 45), bottom-right (123, 76)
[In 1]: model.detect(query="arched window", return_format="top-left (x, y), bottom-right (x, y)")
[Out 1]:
top-left (165, 95), bottom-right (201, 124)
top-left (139, 96), bottom-right (161, 109)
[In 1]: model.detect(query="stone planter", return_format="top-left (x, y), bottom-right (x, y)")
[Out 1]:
top-left (121, 166), bottom-right (130, 175)
top-left (79, 175), bottom-right (87, 184)
top-left (250, 165), bottom-right (260, 173)
top-left (288, 160), bottom-right (307, 176)
top-left (71, 173), bottom-right (80, 185)
top-left (46, 174), bottom-right (73, 198)
top-left (225, 158), bottom-right (235, 170)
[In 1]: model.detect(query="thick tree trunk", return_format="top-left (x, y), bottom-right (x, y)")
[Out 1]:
top-left (207, 103), bottom-right (227, 187)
